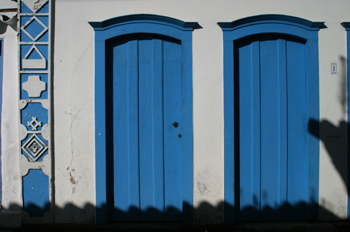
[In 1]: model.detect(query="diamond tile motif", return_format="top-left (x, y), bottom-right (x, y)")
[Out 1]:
top-left (22, 134), bottom-right (48, 161)
top-left (21, 16), bottom-right (48, 41)
top-left (22, 0), bottom-right (48, 13)
top-left (19, 0), bottom-right (52, 219)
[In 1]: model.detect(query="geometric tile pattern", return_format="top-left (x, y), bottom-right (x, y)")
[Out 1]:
top-left (21, 134), bottom-right (48, 162)
top-left (22, 75), bottom-right (46, 98)
top-left (22, 0), bottom-right (48, 13)
top-left (22, 169), bottom-right (50, 217)
top-left (19, 0), bottom-right (50, 156)
top-left (21, 16), bottom-right (48, 41)
top-left (22, 45), bottom-right (47, 69)
top-left (27, 117), bottom-right (42, 131)
top-left (19, 0), bottom-right (52, 221)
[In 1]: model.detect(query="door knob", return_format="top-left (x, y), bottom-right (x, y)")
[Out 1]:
top-left (172, 122), bottom-right (179, 128)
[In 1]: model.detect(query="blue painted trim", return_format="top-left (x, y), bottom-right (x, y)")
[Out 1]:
top-left (90, 14), bottom-right (196, 225)
top-left (219, 15), bottom-right (321, 224)
top-left (22, 169), bottom-right (50, 217)
top-left (94, 39), bottom-right (107, 225)
top-left (223, 38), bottom-right (235, 223)
top-left (181, 33), bottom-right (194, 225)
top-left (341, 22), bottom-right (350, 30)
top-left (341, 22), bottom-right (350, 219)
top-left (89, 14), bottom-right (198, 31)
top-left (218, 14), bottom-right (325, 31)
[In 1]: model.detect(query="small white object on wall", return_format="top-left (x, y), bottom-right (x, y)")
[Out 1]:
top-left (331, 63), bottom-right (337, 74)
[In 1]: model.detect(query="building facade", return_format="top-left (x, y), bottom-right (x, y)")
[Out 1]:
top-left (0, 0), bottom-right (350, 227)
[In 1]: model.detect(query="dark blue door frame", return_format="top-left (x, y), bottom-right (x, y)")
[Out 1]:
top-left (341, 22), bottom-right (350, 219)
top-left (219, 15), bottom-right (325, 223)
top-left (89, 14), bottom-right (197, 225)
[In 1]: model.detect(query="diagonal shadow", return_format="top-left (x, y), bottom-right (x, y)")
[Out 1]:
top-left (308, 56), bottom-right (349, 193)
top-left (308, 119), bottom-right (348, 192)
top-left (307, 55), bottom-right (349, 220)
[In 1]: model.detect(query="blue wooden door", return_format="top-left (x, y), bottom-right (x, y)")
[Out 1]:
top-left (236, 34), bottom-right (309, 221)
top-left (106, 34), bottom-right (183, 222)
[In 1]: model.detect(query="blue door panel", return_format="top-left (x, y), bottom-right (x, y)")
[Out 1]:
top-left (238, 42), bottom-right (253, 211)
top-left (163, 40), bottom-right (183, 221)
top-left (260, 40), bottom-right (284, 219)
top-left (109, 35), bottom-right (183, 222)
top-left (220, 15), bottom-right (323, 224)
top-left (238, 41), bottom-right (261, 217)
top-left (236, 35), bottom-right (309, 221)
top-left (91, 14), bottom-right (196, 225)
top-left (138, 39), bottom-right (162, 220)
top-left (140, 39), bottom-right (165, 220)
top-left (113, 39), bottom-right (140, 221)
top-left (286, 40), bottom-right (308, 219)
top-left (276, 39), bottom-right (288, 217)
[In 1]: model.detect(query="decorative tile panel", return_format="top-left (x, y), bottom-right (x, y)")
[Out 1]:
top-left (22, 0), bottom-right (49, 13)
top-left (22, 75), bottom-right (46, 98)
top-left (27, 117), bottom-right (42, 131)
top-left (21, 44), bottom-right (47, 69)
top-left (22, 169), bottom-right (50, 217)
top-left (21, 133), bottom-right (48, 162)
top-left (21, 74), bottom-right (48, 99)
top-left (20, 102), bottom-right (48, 131)
top-left (21, 16), bottom-right (48, 41)
top-left (18, 0), bottom-right (52, 223)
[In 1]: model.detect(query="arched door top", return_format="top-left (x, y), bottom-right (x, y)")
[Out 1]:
top-left (90, 14), bottom-right (196, 225)
top-left (220, 15), bottom-right (323, 223)
top-left (89, 14), bottom-right (198, 41)
top-left (218, 14), bottom-right (325, 31)
top-left (218, 14), bottom-right (325, 41)
top-left (89, 14), bottom-right (198, 31)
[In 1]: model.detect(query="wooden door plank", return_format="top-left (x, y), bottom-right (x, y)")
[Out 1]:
top-left (277, 39), bottom-right (288, 221)
top-left (163, 40), bottom-right (182, 221)
top-left (113, 40), bottom-right (141, 221)
top-left (259, 39), bottom-right (285, 221)
top-left (286, 40), bottom-right (308, 220)
top-left (238, 41), bottom-right (261, 221)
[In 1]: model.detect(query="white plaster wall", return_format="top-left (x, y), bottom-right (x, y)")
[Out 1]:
top-left (53, 4), bottom-right (95, 222)
top-left (0, 21), bottom-right (22, 225)
top-left (54, 0), bottom-right (350, 223)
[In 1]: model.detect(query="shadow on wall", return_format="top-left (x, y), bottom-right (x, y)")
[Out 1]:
top-left (306, 55), bottom-right (349, 220)
top-left (308, 119), bottom-right (348, 192)
top-left (0, 19), bottom-right (17, 35)
top-left (0, 22), bottom-right (348, 226)
top-left (308, 56), bottom-right (349, 192)
top-left (4, 62), bottom-right (350, 225)
top-left (2, 198), bottom-right (346, 225)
